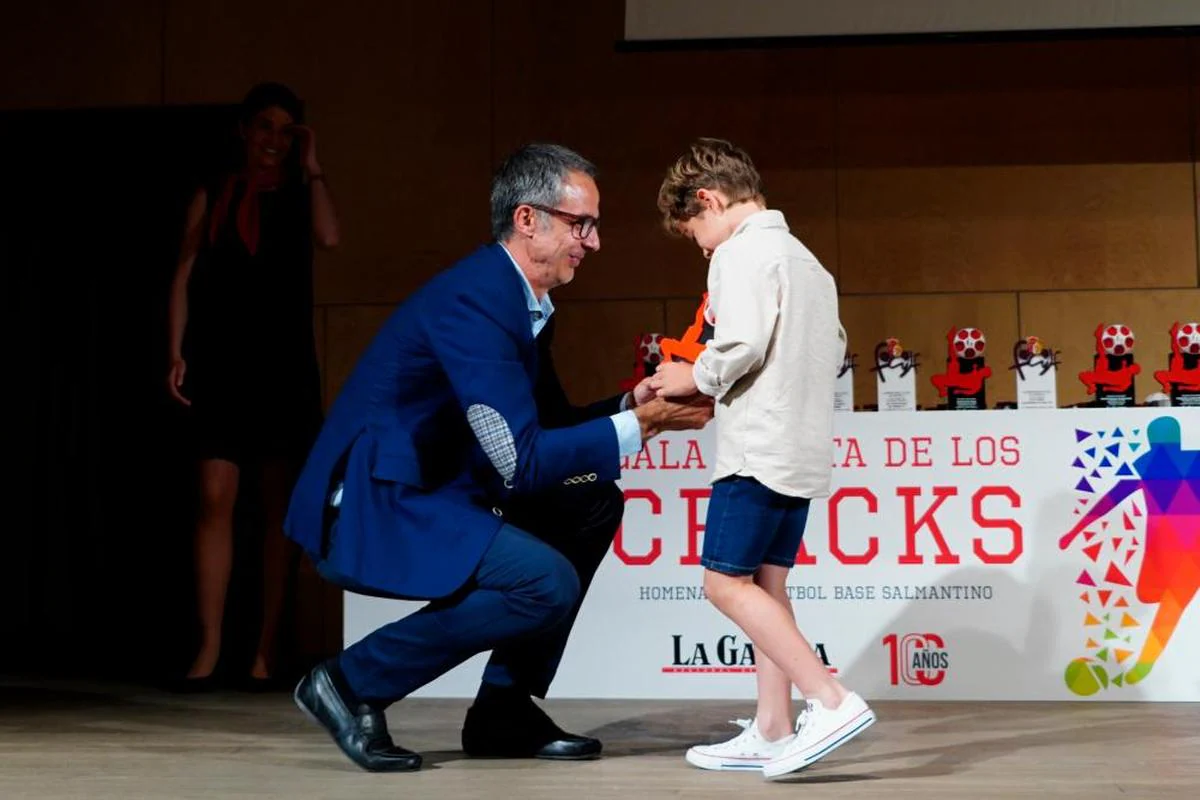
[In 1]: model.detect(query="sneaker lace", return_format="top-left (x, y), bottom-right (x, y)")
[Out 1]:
top-left (711, 718), bottom-right (759, 752)
top-left (794, 701), bottom-right (815, 733)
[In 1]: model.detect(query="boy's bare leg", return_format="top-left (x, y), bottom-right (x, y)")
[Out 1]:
top-left (705, 568), bottom-right (848, 711)
top-left (750, 565), bottom-right (799, 739)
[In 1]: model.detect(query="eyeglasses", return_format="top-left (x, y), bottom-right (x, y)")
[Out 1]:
top-left (525, 203), bottom-right (598, 240)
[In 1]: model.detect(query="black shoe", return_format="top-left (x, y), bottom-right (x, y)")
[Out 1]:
top-left (293, 663), bottom-right (422, 772)
top-left (462, 694), bottom-right (601, 760)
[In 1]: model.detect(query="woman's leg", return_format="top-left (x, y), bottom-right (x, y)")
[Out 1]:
top-left (250, 458), bottom-right (298, 680)
top-left (188, 458), bottom-right (240, 678)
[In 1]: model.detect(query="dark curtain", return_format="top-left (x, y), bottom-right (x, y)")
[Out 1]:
top-left (0, 104), bottom-right (288, 684)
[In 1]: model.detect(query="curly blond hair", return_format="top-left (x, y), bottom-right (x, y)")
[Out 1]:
top-left (657, 138), bottom-right (765, 233)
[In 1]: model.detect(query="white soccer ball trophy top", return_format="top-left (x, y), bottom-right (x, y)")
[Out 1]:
top-left (953, 328), bottom-right (986, 360)
top-left (639, 333), bottom-right (664, 365)
top-left (1177, 322), bottom-right (1200, 355)
top-left (1100, 324), bottom-right (1135, 357)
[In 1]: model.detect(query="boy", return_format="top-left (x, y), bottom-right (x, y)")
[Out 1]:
top-left (650, 138), bottom-right (873, 779)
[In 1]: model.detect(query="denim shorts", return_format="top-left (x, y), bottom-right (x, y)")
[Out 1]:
top-left (701, 475), bottom-right (812, 576)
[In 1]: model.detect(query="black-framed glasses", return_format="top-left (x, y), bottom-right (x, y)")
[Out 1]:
top-left (525, 203), bottom-right (598, 239)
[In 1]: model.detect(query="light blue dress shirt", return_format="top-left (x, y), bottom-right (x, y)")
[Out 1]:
top-left (499, 245), bottom-right (642, 458)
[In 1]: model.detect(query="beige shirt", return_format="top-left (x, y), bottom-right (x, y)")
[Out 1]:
top-left (692, 209), bottom-right (846, 499)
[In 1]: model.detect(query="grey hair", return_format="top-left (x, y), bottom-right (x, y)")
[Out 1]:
top-left (490, 143), bottom-right (597, 241)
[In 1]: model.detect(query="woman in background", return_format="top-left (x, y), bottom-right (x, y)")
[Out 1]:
top-left (166, 82), bottom-right (340, 690)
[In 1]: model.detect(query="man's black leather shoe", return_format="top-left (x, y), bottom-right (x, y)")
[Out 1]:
top-left (294, 662), bottom-right (422, 772)
top-left (461, 695), bottom-right (602, 760)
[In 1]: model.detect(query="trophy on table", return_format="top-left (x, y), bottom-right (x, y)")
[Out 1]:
top-left (1153, 321), bottom-right (1200, 407)
top-left (872, 337), bottom-right (919, 411)
top-left (1009, 335), bottom-right (1061, 409)
top-left (1077, 323), bottom-right (1140, 408)
top-left (835, 349), bottom-right (857, 412)
top-left (618, 332), bottom-right (666, 392)
top-left (930, 326), bottom-right (991, 410)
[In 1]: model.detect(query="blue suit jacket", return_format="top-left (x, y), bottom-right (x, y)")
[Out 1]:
top-left (284, 243), bottom-right (624, 599)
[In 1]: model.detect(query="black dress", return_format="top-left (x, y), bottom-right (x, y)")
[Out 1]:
top-left (182, 177), bottom-right (323, 465)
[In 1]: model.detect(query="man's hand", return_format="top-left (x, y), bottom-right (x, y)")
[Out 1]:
top-left (632, 393), bottom-right (713, 442)
top-left (650, 360), bottom-right (699, 398)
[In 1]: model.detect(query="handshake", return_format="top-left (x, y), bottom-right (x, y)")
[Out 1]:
top-left (628, 363), bottom-right (713, 442)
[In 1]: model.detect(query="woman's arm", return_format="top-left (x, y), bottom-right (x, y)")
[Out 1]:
top-left (308, 172), bottom-right (340, 249)
top-left (294, 125), bottom-right (340, 249)
top-left (166, 188), bottom-right (207, 405)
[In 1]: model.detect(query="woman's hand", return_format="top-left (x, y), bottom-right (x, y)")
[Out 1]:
top-left (167, 357), bottom-right (191, 406)
top-left (291, 124), bottom-right (321, 177)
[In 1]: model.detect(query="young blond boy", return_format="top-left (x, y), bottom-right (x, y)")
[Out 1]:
top-left (651, 138), bottom-right (873, 779)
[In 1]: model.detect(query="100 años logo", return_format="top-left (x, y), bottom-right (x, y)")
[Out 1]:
top-left (883, 633), bottom-right (950, 686)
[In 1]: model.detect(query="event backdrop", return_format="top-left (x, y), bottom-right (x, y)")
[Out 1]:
top-left (346, 408), bottom-right (1198, 701)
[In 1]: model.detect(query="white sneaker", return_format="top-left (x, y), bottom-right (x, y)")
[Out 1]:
top-left (685, 718), bottom-right (795, 772)
top-left (762, 693), bottom-right (875, 779)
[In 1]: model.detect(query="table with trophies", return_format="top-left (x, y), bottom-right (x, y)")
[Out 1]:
top-left (345, 316), bottom-right (1198, 702)
top-left (847, 321), bottom-right (1200, 412)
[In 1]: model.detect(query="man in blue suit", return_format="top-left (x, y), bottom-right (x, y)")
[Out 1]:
top-left (287, 143), bottom-right (713, 772)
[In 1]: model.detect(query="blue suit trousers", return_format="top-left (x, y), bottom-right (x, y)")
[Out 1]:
top-left (339, 482), bottom-right (623, 706)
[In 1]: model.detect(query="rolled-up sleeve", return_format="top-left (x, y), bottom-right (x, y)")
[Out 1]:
top-left (693, 259), bottom-right (781, 400)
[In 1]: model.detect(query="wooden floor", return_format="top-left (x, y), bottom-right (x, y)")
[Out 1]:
top-left (1, 680), bottom-right (1198, 799)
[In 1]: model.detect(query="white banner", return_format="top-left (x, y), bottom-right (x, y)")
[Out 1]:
top-left (346, 408), bottom-right (1199, 701)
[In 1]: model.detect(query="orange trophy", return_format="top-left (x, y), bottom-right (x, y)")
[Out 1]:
top-left (619, 293), bottom-right (714, 392)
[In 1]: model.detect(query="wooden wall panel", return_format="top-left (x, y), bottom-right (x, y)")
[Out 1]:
top-left (492, 0), bottom-right (838, 302)
top-left (0, 0), bottom-right (163, 110)
top-left (1019, 289), bottom-right (1200, 407)
top-left (838, 163), bottom-right (1197, 293)
top-left (292, 559), bottom-right (343, 663)
top-left (1193, 36), bottom-right (1200, 278)
top-left (836, 38), bottom-right (1192, 169)
top-left (323, 304), bottom-right (396, 404)
top-left (165, 0), bottom-right (493, 306)
top-left (312, 308), bottom-right (327, 407)
top-left (839, 293), bottom-right (1020, 410)
top-left (665, 297), bottom-right (705, 342)
top-left (549, 300), bottom-right (666, 404)
top-left (836, 37), bottom-right (1196, 294)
